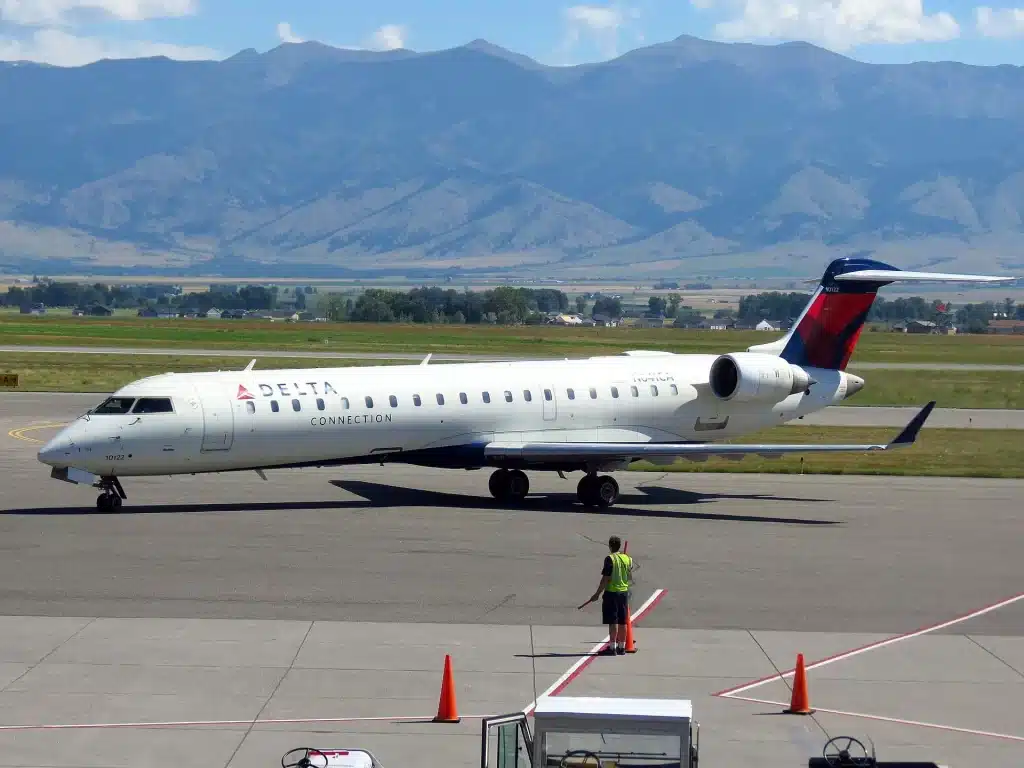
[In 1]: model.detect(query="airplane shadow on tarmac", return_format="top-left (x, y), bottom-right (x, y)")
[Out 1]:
top-left (1, 479), bottom-right (840, 526)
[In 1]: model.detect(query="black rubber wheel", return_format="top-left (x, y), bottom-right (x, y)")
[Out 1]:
top-left (489, 469), bottom-right (510, 500)
top-left (595, 475), bottom-right (619, 508)
top-left (507, 470), bottom-right (529, 500)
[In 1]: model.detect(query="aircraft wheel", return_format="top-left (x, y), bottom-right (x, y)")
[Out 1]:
top-left (97, 491), bottom-right (123, 512)
top-left (489, 469), bottom-right (511, 500)
top-left (595, 475), bottom-right (619, 508)
top-left (507, 469), bottom-right (530, 501)
top-left (577, 475), bottom-right (598, 507)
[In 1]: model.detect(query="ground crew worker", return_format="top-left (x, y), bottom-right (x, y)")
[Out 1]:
top-left (578, 535), bottom-right (633, 655)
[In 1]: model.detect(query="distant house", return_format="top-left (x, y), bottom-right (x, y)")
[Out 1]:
top-left (988, 319), bottom-right (1024, 335)
top-left (83, 304), bottom-right (113, 317)
top-left (205, 308), bottom-right (222, 319)
top-left (20, 302), bottom-right (46, 315)
top-left (755, 319), bottom-right (776, 331)
top-left (906, 319), bottom-right (939, 334)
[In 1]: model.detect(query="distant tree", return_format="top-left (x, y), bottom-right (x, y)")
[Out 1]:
top-left (592, 296), bottom-right (622, 318)
top-left (666, 293), bottom-right (681, 317)
top-left (648, 296), bottom-right (667, 316)
top-left (575, 295), bottom-right (587, 314)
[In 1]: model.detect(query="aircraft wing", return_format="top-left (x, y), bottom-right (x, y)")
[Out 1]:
top-left (484, 401), bottom-right (935, 463)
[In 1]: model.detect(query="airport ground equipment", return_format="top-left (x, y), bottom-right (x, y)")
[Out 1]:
top-left (281, 747), bottom-right (383, 768)
top-left (482, 695), bottom-right (699, 768)
top-left (807, 735), bottom-right (948, 767)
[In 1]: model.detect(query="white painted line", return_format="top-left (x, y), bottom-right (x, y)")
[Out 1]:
top-left (522, 587), bottom-right (666, 716)
top-left (0, 714), bottom-right (488, 732)
top-left (724, 694), bottom-right (1024, 744)
top-left (716, 590), bottom-right (1024, 698)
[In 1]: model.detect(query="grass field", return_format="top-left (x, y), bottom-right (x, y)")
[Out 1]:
top-left (1, 315), bottom-right (1024, 364)
top-left (632, 426), bottom-right (1024, 478)
top-left (0, 352), bottom-right (1021, 407)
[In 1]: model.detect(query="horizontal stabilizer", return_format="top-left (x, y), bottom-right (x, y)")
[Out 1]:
top-left (485, 401), bottom-right (936, 463)
top-left (834, 269), bottom-right (1015, 284)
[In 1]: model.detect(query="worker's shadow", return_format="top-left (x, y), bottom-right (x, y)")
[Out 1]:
top-left (327, 480), bottom-right (840, 526)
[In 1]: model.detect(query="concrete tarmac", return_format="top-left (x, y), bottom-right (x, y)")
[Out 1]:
top-left (1, 393), bottom-right (1022, 767)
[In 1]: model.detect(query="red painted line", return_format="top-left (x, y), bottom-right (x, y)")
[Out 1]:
top-left (713, 590), bottom-right (1024, 698)
top-left (522, 587), bottom-right (667, 715)
top-left (723, 695), bottom-right (1024, 743)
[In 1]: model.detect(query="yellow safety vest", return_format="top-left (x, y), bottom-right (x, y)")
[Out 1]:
top-left (607, 552), bottom-right (632, 593)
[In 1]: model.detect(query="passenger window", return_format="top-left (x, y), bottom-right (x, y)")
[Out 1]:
top-left (413, 394), bottom-right (422, 406)
top-left (341, 397), bottom-right (350, 409)
top-left (132, 397), bottom-right (174, 414)
top-left (631, 386), bottom-right (639, 397)
top-left (292, 399), bottom-right (301, 411)
top-left (650, 385), bottom-right (659, 396)
top-left (567, 388), bottom-right (575, 400)
top-left (611, 387), bottom-right (619, 398)
top-left (271, 400), bottom-right (280, 413)
top-left (389, 395), bottom-right (398, 407)
top-left (589, 388), bottom-right (597, 399)
top-left (523, 390), bottom-right (532, 402)
top-left (670, 384), bottom-right (679, 395)
top-left (436, 393), bottom-right (445, 405)
top-left (365, 396), bottom-right (374, 408)
top-left (504, 391), bottom-right (513, 402)
top-left (316, 398), bottom-right (325, 410)
top-left (93, 397), bottom-right (135, 414)
top-left (482, 392), bottom-right (491, 403)
top-left (544, 389), bottom-right (552, 401)
top-left (246, 401), bottom-right (256, 414)
top-left (459, 393), bottom-right (468, 404)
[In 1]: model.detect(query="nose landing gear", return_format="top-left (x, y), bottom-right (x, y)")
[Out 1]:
top-left (95, 476), bottom-right (127, 512)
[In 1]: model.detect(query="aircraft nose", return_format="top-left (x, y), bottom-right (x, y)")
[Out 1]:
top-left (845, 373), bottom-right (865, 399)
top-left (38, 432), bottom-right (74, 466)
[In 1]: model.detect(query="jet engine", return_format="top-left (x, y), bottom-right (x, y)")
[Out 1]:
top-left (708, 352), bottom-right (813, 403)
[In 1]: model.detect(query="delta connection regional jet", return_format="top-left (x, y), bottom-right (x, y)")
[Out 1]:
top-left (38, 257), bottom-right (1015, 511)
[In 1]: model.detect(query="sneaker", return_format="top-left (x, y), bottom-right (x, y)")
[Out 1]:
top-left (615, 645), bottom-right (626, 655)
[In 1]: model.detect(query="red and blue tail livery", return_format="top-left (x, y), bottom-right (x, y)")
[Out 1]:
top-left (751, 257), bottom-right (1014, 372)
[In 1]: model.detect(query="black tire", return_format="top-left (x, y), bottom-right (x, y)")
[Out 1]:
top-left (595, 476), bottom-right (619, 508)
top-left (577, 475), bottom-right (597, 507)
top-left (508, 470), bottom-right (529, 500)
top-left (489, 469), bottom-right (510, 500)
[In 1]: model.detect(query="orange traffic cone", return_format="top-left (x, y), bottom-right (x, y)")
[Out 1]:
top-left (433, 654), bottom-right (461, 723)
top-left (784, 653), bottom-right (814, 714)
top-left (624, 609), bottom-right (637, 653)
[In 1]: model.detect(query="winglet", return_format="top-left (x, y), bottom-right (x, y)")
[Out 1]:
top-left (244, 359), bottom-right (257, 371)
top-left (890, 401), bottom-right (936, 446)
top-left (421, 353), bottom-right (432, 366)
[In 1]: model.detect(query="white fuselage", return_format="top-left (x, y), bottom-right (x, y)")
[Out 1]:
top-left (38, 352), bottom-right (858, 478)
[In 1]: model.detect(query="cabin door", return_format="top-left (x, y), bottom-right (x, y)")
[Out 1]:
top-left (541, 385), bottom-right (557, 422)
top-left (201, 391), bottom-right (235, 451)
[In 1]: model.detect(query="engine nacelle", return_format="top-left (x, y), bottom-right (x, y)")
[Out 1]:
top-left (708, 352), bottom-right (813, 404)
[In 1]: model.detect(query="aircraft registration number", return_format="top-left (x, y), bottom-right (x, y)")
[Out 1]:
top-left (105, 454), bottom-right (125, 461)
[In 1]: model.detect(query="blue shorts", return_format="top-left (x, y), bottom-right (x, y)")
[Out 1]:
top-left (602, 591), bottom-right (629, 624)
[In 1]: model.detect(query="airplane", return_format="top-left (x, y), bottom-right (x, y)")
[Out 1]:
top-left (36, 256), bottom-right (1015, 512)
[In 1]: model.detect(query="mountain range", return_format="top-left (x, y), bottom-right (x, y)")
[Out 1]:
top-left (1, 36), bottom-right (1024, 280)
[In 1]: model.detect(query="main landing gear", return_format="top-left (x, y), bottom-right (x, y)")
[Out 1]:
top-left (487, 469), bottom-right (620, 508)
top-left (95, 476), bottom-right (126, 512)
top-left (577, 473), bottom-right (619, 508)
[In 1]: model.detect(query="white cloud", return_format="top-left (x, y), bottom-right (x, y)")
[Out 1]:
top-left (694, 0), bottom-right (960, 51)
top-left (367, 23), bottom-right (405, 50)
top-left (561, 3), bottom-right (640, 59)
top-left (975, 5), bottom-right (1024, 37)
top-left (276, 21), bottom-right (304, 44)
top-left (0, 27), bottom-right (217, 65)
top-left (0, 0), bottom-right (196, 26)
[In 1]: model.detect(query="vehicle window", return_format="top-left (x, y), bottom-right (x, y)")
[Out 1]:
top-left (93, 397), bottom-right (135, 414)
top-left (670, 384), bottom-right (679, 395)
top-left (630, 386), bottom-right (639, 397)
top-left (611, 387), bottom-right (619, 398)
top-left (459, 392), bottom-right (468, 404)
top-left (389, 395), bottom-right (398, 407)
top-left (589, 388), bottom-right (597, 399)
top-left (567, 388), bottom-right (575, 400)
top-left (482, 391), bottom-right (491, 403)
top-left (341, 397), bottom-right (350, 409)
top-left (292, 399), bottom-right (301, 411)
top-left (132, 397), bottom-right (173, 414)
top-left (436, 393), bottom-right (445, 405)
top-left (523, 390), bottom-right (532, 402)
top-left (316, 398), bottom-right (325, 410)
top-left (650, 385), bottom-right (659, 396)
top-left (504, 391), bottom-right (513, 402)
top-left (365, 396), bottom-right (374, 408)
top-left (413, 394), bottom-right (422, 406)
top-left (544, 389), bottom-right (552, 401)
top-left (246, 401), bottom-right (256, 414)
top-left (271, 400), bottom-right (280, 412)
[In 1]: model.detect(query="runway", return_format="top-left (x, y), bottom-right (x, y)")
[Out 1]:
top-left (1, 393), bottom-right (1022, 767)
top-left (2, 344), bottom-right (1023, 370)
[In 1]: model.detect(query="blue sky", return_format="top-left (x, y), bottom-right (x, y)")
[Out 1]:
top-left (1, 0), bottom-right (1023, 67)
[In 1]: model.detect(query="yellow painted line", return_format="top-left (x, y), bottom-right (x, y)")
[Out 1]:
top-left (7, 422), bottom-right (67, 444)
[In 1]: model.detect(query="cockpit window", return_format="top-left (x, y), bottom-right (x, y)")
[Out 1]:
top-left (92, 397), bottom-right (135, 414)
top-left (132, 397), bottom-right (174, 414)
